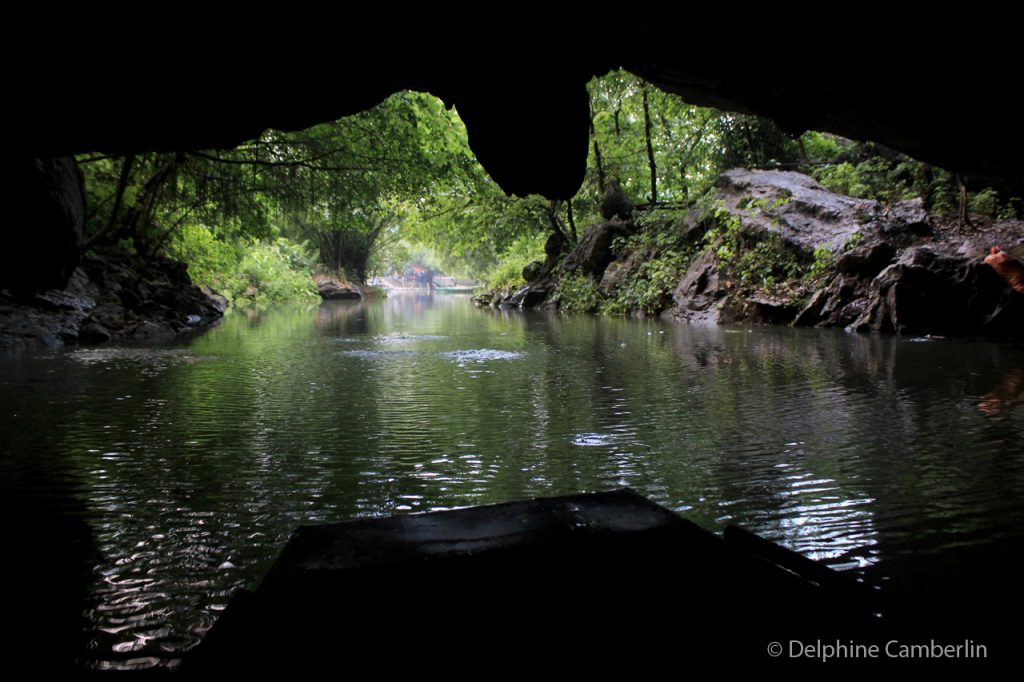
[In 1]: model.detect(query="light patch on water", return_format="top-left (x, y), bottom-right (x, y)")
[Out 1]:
top-left (376, 334), bottom-right (448, 343)
top-left (66, 348), bottom-right (211, 377)
top-left (339, 350), bottom-right (420, 358)
top-left (571, 432), bottom-right (617, 447)
top-left (441, 349), bottom-right (525, 365)
top-left (69, 348), bottom-right (205, 364)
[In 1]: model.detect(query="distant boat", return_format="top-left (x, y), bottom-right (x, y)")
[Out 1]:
top-left (433, 285), bottom-right (478, 294)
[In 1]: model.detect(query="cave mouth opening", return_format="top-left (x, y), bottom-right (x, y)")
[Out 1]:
top-left (8, 17), bottom-right (1021, 297)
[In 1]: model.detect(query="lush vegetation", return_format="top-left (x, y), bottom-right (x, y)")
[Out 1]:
top-left (77, 92), bottom-right (481, 304)
top-left (76, 68), bottom-right (1020, 312)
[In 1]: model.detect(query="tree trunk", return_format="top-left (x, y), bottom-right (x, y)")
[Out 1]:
top-left (958, 174), bottom-right (972, 230)
top-left (589, 107), bottom-right (606, 196)
top-left (122, 154), bottom-right (179, 247)
top-left (742, 120), bottom-right (759, 166)
top-left (916, 162), bottom-right (934, 211)
top-left (642, 86), bottom-right (657, 204)
top-left (85, 154), bottom-right (135, 249)
top-left (547, 200), bottom-right (569, 243)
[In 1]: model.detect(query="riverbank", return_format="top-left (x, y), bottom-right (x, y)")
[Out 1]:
top-left (0, 247), bottom-right (227, 348)
top-left (477, 168), bottom-right (1024, 338)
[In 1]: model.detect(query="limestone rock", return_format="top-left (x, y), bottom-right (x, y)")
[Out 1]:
top-left (561, 218), bottom-right (634, 278)
top-left (314, 275), bottom-right (361, 300)
top-left (717, 169), bottom-right (876, 255)
top-left (522, 260), bottom-right (544, 283)
top-left (601, 179), bottom-right (635, 220)
top-left (836, 242), bottom-right (897, 277)
top-left (794, 275), bottom-right (865, 328)
top-left (667, 249), bottom-right (728, 325)
top-left (848, 247), bottom-right (1013, 336)
top-left (1, 247), bottom-right (226, 348)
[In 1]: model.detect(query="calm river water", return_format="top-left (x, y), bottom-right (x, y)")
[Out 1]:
top-left (3, 293), bottom-right (1024, 668)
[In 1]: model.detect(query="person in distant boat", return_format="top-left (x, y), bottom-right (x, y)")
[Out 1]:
top-left (984, 246), bottom-right (1024, 294)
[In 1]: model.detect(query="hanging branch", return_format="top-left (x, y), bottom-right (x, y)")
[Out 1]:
top-left (546, 200), bottom-right (570, 243)
top-left (185, 150), bottom-right (385, 174)
top-left (84, 154), bottom-right (135, 249)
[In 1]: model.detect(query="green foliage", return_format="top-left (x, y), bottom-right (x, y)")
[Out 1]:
top-left (733, 236), bottom-right (801, 290)
top-left (600, 207), bottom-right (695, 316)
top-left (606, 256), bottom-right (682, 316)
top-left (170, 224), bottom-right (318, 306)
top-left (555, 272), bottom-right (601, 314)
top-left (83, 66), bottom-right (1020, 316)
top-left (715, 113), bottom-right (801, 170)
top-left (486, 259), bottom-right (532, 291)
top-left (807, 245), bottom-right (835, 283)
top-left (117, 237), bottom-right (138, 256)
top-left (172, 223), bottom-right (240, 291)
top-left (582, 70), bottom-right (795, 213)
top-left (229, 239), bottom-right (319, 306)
top-left (799, 131), bottom-right (846, 162)
top-left (813, 162), bottom-right (868, 198)
top-left (999, 198), bottom-right (1023, 221)
top-left (969, 188), bottom-right (1000, 218)
top-left (78, 90), bottom-right (490, 288)
top-left (483, 232), bottom-right (547, 289)
top-left (702, 203), bottom-right (800, 292)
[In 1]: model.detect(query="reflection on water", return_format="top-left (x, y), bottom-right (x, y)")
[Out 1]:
top-left (3, 292), bottom-right (1024, 667)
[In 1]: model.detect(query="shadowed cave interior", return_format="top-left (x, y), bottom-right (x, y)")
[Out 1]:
top-left (2, 15), bottom-right (1018, 669)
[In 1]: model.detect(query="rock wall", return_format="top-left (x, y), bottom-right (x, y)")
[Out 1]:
top-left (0, 157), bottom-right (84, 294)
top-left (0, 248), bottom-right (226, 348)
top-left (668, 170), bottom-right (1024, 338)
top-left (844, 247), bottom-right (1024, 337)
top-left (665, 170), bottom-right (938, 327)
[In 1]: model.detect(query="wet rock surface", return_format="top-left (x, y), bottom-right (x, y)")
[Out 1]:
top-left (669, 249), bottom-right (727, 325)
top-left (560, 217), bottom-right (635, 278)
top-left (846, 247), bottom-right (1024, 336)
top-left (716, 169), bottom-right (875, 254)
top-left (667, 170), bottom-right (1024, 338)
top-left (314, 274), bottom-right (362, 300)
top-left (0, 248), bottom-right (225, 348)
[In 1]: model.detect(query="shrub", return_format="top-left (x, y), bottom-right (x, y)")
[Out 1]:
top-left (969, 188), bottom-right (1000, 218)
top-left (555, 272), bottom-right (601, 314)
top-left (170, 225), bottom-right (319, 306)
top-left (174, 223), bottom-right (239, 290)
top-left (229, 239), bottom-right (320, 305)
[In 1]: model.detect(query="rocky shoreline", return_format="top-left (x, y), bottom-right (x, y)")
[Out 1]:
top-left (0, 248), bottom-right (227, 349)
top-left (477, 169), bottom-right (1024, 339)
